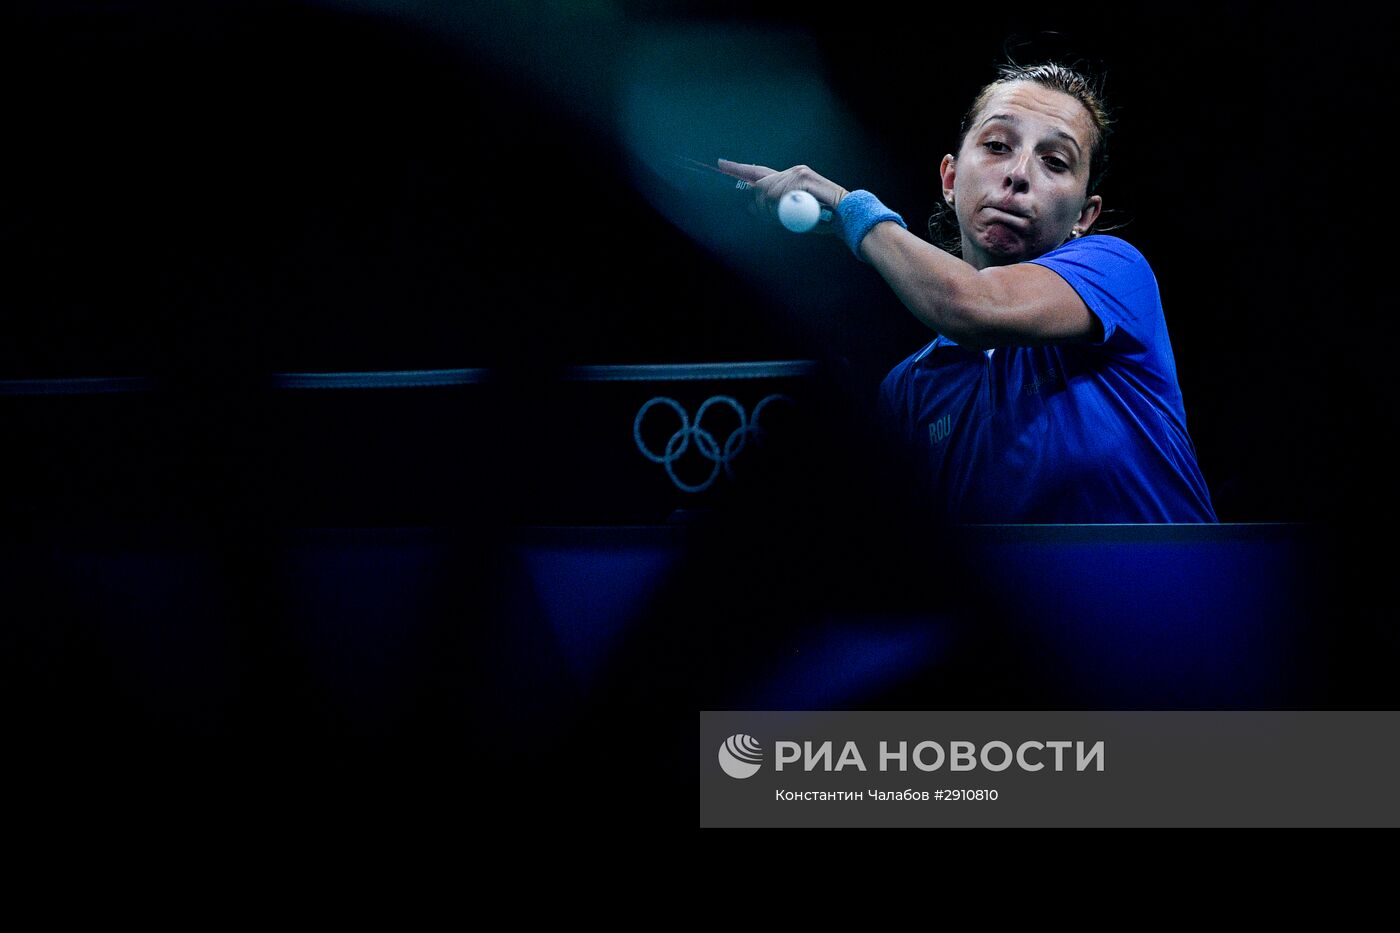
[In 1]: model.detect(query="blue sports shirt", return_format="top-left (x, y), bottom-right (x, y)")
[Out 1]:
top-left (877, 234), bottom-right (1217, 523)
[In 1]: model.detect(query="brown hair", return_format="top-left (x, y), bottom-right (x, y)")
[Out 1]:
top-left (929, 61), bottom-right (1115, 254)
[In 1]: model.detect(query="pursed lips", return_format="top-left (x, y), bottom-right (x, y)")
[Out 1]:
top-left (984, 204), bottom-right (1031, 222)
top-left (983, 205), bottom-right (1032, 231)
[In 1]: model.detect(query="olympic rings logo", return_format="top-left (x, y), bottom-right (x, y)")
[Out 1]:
top-left (633, 394), bottom-right (793, 493)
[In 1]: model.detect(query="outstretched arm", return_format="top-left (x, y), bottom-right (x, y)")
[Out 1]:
top-left (858, 221), bottom-right (1100, 350)
top-left (718, 160), bottom-right (1099, 350)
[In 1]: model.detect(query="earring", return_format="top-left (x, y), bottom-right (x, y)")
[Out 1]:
top-left (1071, 227), bottom-right (1082, 238)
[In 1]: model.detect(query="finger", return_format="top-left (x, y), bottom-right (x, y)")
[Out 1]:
top-left (782, 166), bottom-right (841, 208)
top-left (751, 173), bottom-right (780, 217)
top-left (752, 170), bottom-right (793, 218)
top-left (717, 158), bottom-right (777, 183)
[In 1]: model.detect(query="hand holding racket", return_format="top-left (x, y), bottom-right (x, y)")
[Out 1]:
top-left (716, 159), bottom-right (848, 234)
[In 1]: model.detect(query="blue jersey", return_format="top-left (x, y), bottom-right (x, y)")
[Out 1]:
top-left (877, 234), bottom-right (1217, 523)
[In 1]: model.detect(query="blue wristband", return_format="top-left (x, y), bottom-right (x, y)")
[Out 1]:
top-left (834, 189), bottom-right (907, 259)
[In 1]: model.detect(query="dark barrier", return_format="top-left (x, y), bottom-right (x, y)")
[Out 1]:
top-left (2, 362), bottom-right (829, 527)
top-left (4, 522), bottom-right (1328, 728)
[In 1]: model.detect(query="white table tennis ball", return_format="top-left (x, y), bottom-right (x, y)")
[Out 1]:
top-left (778, 190), bottom-right (821, 233)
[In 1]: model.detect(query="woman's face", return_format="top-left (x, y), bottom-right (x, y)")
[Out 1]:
top-left (941, 81), bottom-right (1103, 268)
